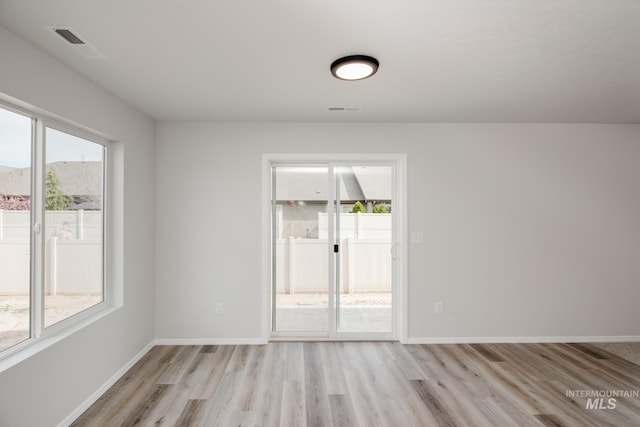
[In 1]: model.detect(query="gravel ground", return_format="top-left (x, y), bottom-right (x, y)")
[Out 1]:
top-left (276, 293), bottom-right (392, 307)
top-left (0, 294), bottom-right (101, 352)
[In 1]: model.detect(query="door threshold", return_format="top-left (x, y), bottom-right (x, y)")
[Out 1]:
top-left (270, 333), bottom-right (397, 342)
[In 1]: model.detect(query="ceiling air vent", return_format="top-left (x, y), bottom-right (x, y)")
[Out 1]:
top-left (328, 106), bottom-right (361, 112)
top-left (54, 28), bottom-right (84, 44)
top-left (47, 26), bottom-right (106, 59)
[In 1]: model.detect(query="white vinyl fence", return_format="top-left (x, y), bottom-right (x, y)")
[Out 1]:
top-left (0, 241), bottom-right (29, 294)
top-left (0, 239), bottom-right (102, 295)
top-left (319, 212), bottom-right (391, 239)
top-left (0, 210), bottom-right (102, 295)
top-left (275, 213), bottom-right (392, 294)
top-left (0, 209), bottom-right (102, 240)
top-left (275, 237), bottom-right (392, 294)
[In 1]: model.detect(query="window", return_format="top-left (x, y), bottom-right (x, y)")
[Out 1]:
top-left (0, 107), bottom-right (32, 352)
top-left (0, 103), bottom-right (106, 355)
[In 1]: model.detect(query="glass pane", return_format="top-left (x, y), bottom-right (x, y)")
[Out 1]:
top-left (273, 166), bottom-right (329, 332)
top-left (44, 127), bottom-right (104, 328)
top-left (0, 107), bottom-right (32, 351)
top-left (337, 166), bottom-right (393, 333)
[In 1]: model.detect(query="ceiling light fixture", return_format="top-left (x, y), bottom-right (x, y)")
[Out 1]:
top-left (331, 55), bottom-right (379, 81)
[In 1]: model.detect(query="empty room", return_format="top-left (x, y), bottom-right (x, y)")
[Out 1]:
top-left (0, 1), bottom-right (639, 426)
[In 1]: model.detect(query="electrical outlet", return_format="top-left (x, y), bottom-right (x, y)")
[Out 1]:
top-left (215, 302), bottom-right (223, 315)
top-left (435, 302), bottom-right (444, 314)
top-left (411, 231), bottom-right (424, 244)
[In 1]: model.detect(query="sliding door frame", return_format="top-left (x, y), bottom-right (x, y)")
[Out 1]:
top-left (262, 153), bottom-right (407, 343)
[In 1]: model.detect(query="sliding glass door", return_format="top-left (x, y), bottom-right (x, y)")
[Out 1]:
top-left (334, 166), bottom-right (393, 334)
top-left (272, 165), bottom-right (330, 333)
top-left (271, 163), bottom-right (394, 338)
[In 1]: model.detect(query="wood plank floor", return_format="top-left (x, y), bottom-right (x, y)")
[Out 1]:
top-left (71, 342), bottom-right (640, 426)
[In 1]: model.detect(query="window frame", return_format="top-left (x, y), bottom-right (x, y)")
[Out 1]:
top-left (0, 100), bottom-right (114, 369)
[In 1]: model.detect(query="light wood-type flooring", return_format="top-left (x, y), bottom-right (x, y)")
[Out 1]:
top-left (71, 342), bottom-right (640, 426)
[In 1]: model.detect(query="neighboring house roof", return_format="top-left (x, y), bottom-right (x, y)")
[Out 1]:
top-left (275, 166), bottom-right (391, 202)
top-left (68, 201), bottom-right (101, 210)
top-left (0, 161), bottom-right (102, 199)
top-left (52, 162), bottom-right (102, 199)
top-left (352, 166), bottom-right (392, 201)
top-left (0, 165), bottom-right (17, 173)
top-left (0, 166), bottom-right (29, 196)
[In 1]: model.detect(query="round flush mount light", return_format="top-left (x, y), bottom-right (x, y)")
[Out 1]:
top-left (331, 55), bottom-right (379, 81)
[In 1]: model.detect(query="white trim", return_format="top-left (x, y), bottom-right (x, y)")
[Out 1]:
top-left (261, 156), bottom-right (272, 342)
top-left (42, 117), bottom-right (110, 147)
top-left (0, 95), bottom-right (113, 142)
top-left (270, 336), bottom-right (398, 342)
top-left (0, 305), bottom-right (119, 374)
top-left (57, 340), bottom-right (155, 427)
top-left (33, 118), bottom-right (45, 339)
top-left (406, 335), bottom-right (640, 344)
top-left (155, 338), bottom-right (268, 346)
top-left (271, 330), bottom-right (396, 340)
top-left (263, 154), bottom-right (407, 342)
top-left (264, 153), bottom-right (406, 163)
top-left (0, 99), bottom-right (119, 370)
top-left (328, 165), bottom-right (336, 334)
top-left (396, 155), bottom-right (408, 344)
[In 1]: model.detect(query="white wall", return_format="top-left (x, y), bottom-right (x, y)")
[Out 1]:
top-left (155, 122), bottom-right (640, 342)
top-left (4, 10), bottom-right (638, 426)
top-left (0, 25), bottom-right (155, 427)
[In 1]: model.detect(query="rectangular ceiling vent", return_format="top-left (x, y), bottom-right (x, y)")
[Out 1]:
top-left (47, 26), bottom-right (106, 59)
top-left (54, 28), bottom-right (84, 44)
top-left (328, 106), bottom-right (361, 112)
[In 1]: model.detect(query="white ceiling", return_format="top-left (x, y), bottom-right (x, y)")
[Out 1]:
top-left (1, 0), bottom-right (639, 123)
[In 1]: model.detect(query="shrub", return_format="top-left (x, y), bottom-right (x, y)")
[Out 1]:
top-left (350, 201), bottom-right (366, 213)
top-left (373, 203), bottom-right (388, 213)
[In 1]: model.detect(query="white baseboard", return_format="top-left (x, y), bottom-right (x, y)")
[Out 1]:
top-left (58, 340), bottom-right (155, 427)
top-left (154, 337), bottom-right (268, 345)
top-left (406, 335), bottom-right (640, 344)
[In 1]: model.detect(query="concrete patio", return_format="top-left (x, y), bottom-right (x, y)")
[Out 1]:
top-left (274, 293), bottom-right (392, 333)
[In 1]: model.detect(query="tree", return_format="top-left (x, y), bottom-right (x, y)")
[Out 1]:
top-left (45, 168), bottom-right (69, 210)
top-left (350, 201), bottom-right (366, 213)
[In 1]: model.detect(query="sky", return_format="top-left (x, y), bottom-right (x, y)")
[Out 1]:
top-left (0, 107), bottom-right (103, 168)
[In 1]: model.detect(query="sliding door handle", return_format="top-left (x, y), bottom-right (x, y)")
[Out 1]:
top-left (390, 242), bottom-right (398, 260)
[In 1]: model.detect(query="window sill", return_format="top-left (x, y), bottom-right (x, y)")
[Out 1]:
top-left (0, 302), bottom-right (121, 374)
